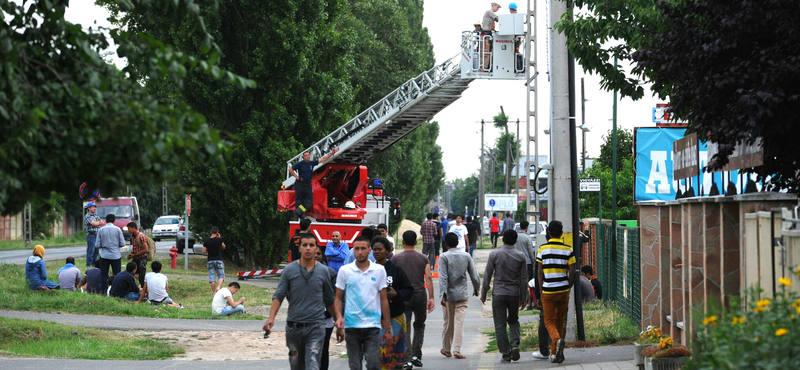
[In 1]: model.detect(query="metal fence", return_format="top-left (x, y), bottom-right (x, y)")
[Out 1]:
top-left (593, 222), bottom-right (641, 326)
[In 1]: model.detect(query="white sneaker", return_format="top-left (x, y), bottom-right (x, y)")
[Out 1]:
top-left (550, 354), bottom-right (558, 363)
top-left (531, 350), bottom-right (549, 359)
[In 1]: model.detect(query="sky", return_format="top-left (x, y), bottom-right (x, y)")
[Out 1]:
top-left (63, 1), bottom-right (664, 181)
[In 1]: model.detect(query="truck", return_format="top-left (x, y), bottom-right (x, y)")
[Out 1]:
top-left (84, 197), bottom-right (141, 243)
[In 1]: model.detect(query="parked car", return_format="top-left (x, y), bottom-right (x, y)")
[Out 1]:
top-left (514, 221), bottom-right (548, 235)
top-left (152, 215), bottom-right (180, 241)
top-left (176, 222), bottom-right (196, 254)
top-left (88, 197), bottom-right (141, 242)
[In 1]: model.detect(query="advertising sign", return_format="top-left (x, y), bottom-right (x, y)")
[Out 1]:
top-left (707, 138), bottom-right (763, 171)
top-left (484, 194), bottom-right (517, 212)
top-left (672, 132), bottom-right (699, 179)
top-left (579, 178), bottom-right (601, 192)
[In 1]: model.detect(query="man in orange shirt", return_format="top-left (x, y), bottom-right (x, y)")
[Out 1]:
top-left (489, 213), bottom-right (500, 248)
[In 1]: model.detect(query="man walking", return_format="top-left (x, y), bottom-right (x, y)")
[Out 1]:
top-left (503, 212), bottom-right (515, 234)
top-left (96, 214), bottom-right (125, 293)
top-left (289, 218), bottom-right (314, 262)
top-left (432, 215), bottom-right (441, 261)
top-left (334, 236), bottom-right (393, 370)
top-left (481, 230), bottom-right (528, 363)
top-left (265, 233), bottom-right (341, 370)
top-left (449, 215), bottom-right (469, 253)
top-left (288, 149), bottom-right (338, 219)
top-left (420, 213), bottom-right (438, 270)
top-left (489, 212), bottom-right (500, 248)
top-left (126, 222), bottom-right (149, 287)
top-left (514, 221), bottom-right (536, 310)
top-left (439, 233), bottom-right (481, 359)
top-left (465, 216), bottom-right (479, 256)
top-left (83, 202), bottom-right (104, 267)
top-left (203, 226), bottom-right (226, 295)
top-left (438, 214), bottom-right (451, 252)
top-left (535, 220), bottom-right (575, 363)
top-left (392, 231), bottom-right (435, 370)
top-left (372, 236), bottom-right (413, 369)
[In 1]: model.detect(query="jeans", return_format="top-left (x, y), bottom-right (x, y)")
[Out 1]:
top-left (492, 295), bottom-right (521, 361)
top-left (345, 327), bottom-right (380, 370)
top-left (99, 258), bottom-right (121, 293)
top-left (541, 291), bottom-right (570, 354)
top-left (85, 233), bottom-right (98, 267)
top-left (207, 260), bottom-right (225, 283)
top-left (134, 257), bottom-right (147, 287)
top-left (219, 305), bottom-right (245, 316)
top-left (538, 309), bottom-right (551, 355)
top-left (286, 323), bottom-right (326, 370)
top-left (469, 242), bottom-right (476, 256)
top-left (491, 232), bottom-right (499, 247)
top-left (433, 239), bottom-right (441, 263)
top-left (422, 243), bottom-right (438, 269)
top-left (404, 290), bottom-right (428, 361)
top-left (123, 292), bottom-right (140, 301)
top-left (441, 300), bottom-right (468, 354)
top-left (321, 326), bottom-right (334, 370)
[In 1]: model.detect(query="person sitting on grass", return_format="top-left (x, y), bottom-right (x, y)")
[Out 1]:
top-left (109, 262), bottom-right (143, 304)
top-left (57, 257), bottom-right (81, 292)
top-left (26, 245), bottom-right (59, 291)
top-left (212, 282), bottom-right (246, 316)
top-left (80, 261), bottom-right (103, 294)
top-left (143, 261), bottom-right (183, 308)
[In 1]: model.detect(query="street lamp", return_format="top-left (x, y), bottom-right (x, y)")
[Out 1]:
top-left (578, 123), bottom-right (592, 172)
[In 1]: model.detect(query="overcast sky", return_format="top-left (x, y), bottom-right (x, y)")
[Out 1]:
top-left (64, 1), bottom-right (663, 181)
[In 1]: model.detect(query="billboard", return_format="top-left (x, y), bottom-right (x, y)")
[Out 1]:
top-left (484, 194), bottom-right (517, 212)
top-left (634, 128), bottom-right (761, 202)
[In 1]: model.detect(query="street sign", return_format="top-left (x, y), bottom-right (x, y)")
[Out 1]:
top-left (673, 132), bottom-right (699, 179)
top-left (489, 199), bottom-right (496, 207)
top-left (579, 178), bottom-right (601, 192)
top-left (186, 195), bottom-right (192, 216)
top-left (484, 194), bottom-right (516, 211)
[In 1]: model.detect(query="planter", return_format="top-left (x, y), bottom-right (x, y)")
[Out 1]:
top-left (645, 356), bottom-right (686, 370)
top-left (634, 342), bottom-right (652, 367)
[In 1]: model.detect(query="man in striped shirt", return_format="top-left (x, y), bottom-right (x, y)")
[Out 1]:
top-left (535, 220), bottom-right (575, 364)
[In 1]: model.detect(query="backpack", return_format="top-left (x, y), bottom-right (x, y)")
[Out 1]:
top-left (145, 234), bottom-right (156, 261)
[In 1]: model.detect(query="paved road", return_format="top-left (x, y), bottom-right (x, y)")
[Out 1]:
top-left (0, 240), bottom-right (189, 265)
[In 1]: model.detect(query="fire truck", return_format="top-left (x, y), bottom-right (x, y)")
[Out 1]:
top-left (275, 14), bottom-right (529, 258)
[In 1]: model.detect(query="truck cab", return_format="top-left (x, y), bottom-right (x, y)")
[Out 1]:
top-left (86, 197), bottom-right (141, 242)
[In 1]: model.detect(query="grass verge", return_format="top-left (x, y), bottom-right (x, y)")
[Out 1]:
top-left (484, 302), bottom-right (638, 352)
top-left (0, 232), bottom-right (87, 251)
top-left (0, 317), bottom-right (183, 359)
top-left (0, 259), bottom-right (271, 320)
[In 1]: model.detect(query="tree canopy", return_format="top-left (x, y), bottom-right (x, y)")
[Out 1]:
top-left (579, 129), bottom-right (636, 221)
top-left (0, 0), bottom-right (253, 215)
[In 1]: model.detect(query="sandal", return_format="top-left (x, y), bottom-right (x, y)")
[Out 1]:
top-left (440, 349), bottom-right (452, 358)
top-left (453, 352), bottom-right (466, 359)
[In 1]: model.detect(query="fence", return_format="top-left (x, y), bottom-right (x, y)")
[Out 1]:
top-left (592, 222), bottom-right (641, 327)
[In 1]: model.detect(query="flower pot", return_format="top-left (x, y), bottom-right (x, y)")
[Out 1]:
top-left (634, 342), bottom-right (652, 366)
top-left (645, 356), bottom-right (686, 370)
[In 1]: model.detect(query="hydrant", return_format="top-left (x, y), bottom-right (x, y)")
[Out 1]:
top-left (170, 246), bottom-right (178, 269)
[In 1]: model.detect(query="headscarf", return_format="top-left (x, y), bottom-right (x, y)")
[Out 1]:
top-left (33, 245), bottom-right (45, 258)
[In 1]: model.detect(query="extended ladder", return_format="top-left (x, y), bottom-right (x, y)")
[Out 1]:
top-left (283, 53), bottom-right (471, 188)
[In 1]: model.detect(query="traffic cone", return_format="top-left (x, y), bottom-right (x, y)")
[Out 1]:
top-left (434, 255), bottom-right (439, 270)
top-left (432, 272), bottom-right (439, 278)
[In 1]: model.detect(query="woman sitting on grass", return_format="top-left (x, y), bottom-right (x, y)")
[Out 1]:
top-left (26, 245), bottom-right (60, 291)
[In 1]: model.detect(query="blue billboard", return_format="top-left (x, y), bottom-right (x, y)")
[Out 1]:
top-left (634, 128), bottom-right (757, 202)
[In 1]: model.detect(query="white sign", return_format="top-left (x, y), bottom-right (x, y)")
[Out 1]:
top-left (579, 178), bottom-right (601, 192)
top-left (484, 194), bottom-right (517, 212)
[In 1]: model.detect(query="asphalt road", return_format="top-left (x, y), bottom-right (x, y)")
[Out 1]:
top-left (0, 240), bottom-right (191, 265)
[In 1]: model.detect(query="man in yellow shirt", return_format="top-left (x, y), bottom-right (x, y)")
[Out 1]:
top-left (535, 220), bottom-right (575, 364)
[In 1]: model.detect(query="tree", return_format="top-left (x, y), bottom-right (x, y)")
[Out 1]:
top-left (0, 0), bottom-right (254, 215)
top-left (449, 175), bottom-right (479, 217)
top-left (579, 129), bottom-right (636, 221)
top-left (632, 0), bottom-right (800, 193)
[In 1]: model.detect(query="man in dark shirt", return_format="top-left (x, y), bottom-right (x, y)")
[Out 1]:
top-left (288, 149), bottom-right (338, 219)
top-left (581, 265), bottom-right (603, 300)
top-left (465, 216), bottom-right (479, 256)
top-left (288, 219), bottom-right (314, 263)
top-left (203, 226), bottom-right (227, 295)
top-left (373, 236), bottom-right (414, 369)
top-left (109, 262), bottom-right (143, 303)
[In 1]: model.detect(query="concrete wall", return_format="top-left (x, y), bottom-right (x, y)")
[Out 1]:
top-left (637, 193), bottom-right (797, 344)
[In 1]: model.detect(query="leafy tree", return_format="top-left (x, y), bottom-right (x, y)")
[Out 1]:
top-left (0, 0), bottom-right (253, 215)
top-left (632, 0), bottom-right (800, 193)
top-left (449, 175), bottom-right (479, 217)
top-left (579, 129), bottom-right (636, 221)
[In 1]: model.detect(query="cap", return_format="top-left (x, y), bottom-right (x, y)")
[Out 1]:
top-left (492, 2), bottom-right (501, 7)
top-left (86, 202), bottom-right (96, 208)
top-left (509, 2), bottom-right (517, 9)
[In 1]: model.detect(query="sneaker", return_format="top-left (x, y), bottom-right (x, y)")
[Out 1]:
top-left (178, 304), bottom-right (185, 309)
top-left (511, 347), bottom-right (520, 361)
top-left (555, 339), bottom-right (565, 363)
top-left (550, 354), bottom-right (558, 363)
top-left (403, 362), bottom-right (413, 370)
top-left (501, 359), bottom-right (511, 364)
top-left (531, 350), bottom-right (549, 360)
top-left (411, 357), bottom-right (423, 367)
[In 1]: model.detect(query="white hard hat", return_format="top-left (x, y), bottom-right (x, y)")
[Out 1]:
top-left (344, 201), bottom-right (356, 209)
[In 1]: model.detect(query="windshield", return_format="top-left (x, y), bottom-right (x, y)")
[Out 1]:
top-left (96, 205), bottom-right (133, 219)
top-left (155, 217), bottom-right (180, 225)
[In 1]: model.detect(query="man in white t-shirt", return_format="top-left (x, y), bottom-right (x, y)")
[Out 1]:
top-left (449, 215), bottom-right (470, 253)
top-left (212, 282), bottom-right (245, 315)
top-left (143, 261), bottom-right (181, 308)
top-left (334, 236), bottom-right (393, 370)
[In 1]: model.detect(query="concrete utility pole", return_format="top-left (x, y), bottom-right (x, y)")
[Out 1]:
top-left (581, 78), bottom-right (587, 172)
top-left (479, 120), bottom-right (486, 218)
top-left (515, 118), bottom-right (521, 210)
top-left (550, 0), bottom-right (584, 341)
top-left (526, 0), bottom-right (540, 226)
top-left (501, 106), bottom-right (511, 194)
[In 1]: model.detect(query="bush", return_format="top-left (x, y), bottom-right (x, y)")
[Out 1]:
top-left (686, 272), bottom-right (800, 369)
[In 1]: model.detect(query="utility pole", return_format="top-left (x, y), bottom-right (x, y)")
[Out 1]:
top-left (515, 118), bottom-right (521, 212)
top-left (162, 181), bottom-right (168, 215)
top-left (501, 106), bottom-right (511, 194)
top-left (610, 56), bottom-right (619, 300)
top-left (526, 0), bottom-right (540, 226)
top-left (479, 120), bottom-right (486, 218)
top-left (23, 202), bottom-right (32, 248)
top-left (581, 78), bottom-right (587, 172)
top-left (550, 0), bottom-right (584, 341)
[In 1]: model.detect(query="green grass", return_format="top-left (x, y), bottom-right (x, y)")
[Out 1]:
top-left (154, 254), bottom-right (249, 279)
top-left (0, 317), bottom-right (183, 359)
top-left (0, 258), bottom-right (271, 320)
top-left (0, 232), bottom-right (87, 251)
top-left (485, 302), bottom-right (639, 352)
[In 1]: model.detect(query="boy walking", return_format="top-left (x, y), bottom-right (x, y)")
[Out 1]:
top-left (535, 220), bottom-right (575, 363)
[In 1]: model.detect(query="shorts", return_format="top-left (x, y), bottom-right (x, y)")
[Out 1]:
top-left (150, 296), bottom-right (175, 305)
top-left (207, 260), bottom-right (225, 282)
